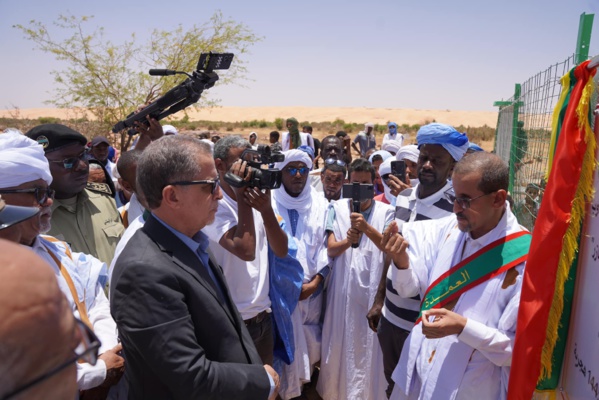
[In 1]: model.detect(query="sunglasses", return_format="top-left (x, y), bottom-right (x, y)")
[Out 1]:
top-left (285, 167), bottom-right (309, 176)
top-left (324, 158), bottom-right (346, 167)
top-left (0, 187), bottom-right (55, 206)
top-left (1, 318), bottom-right (100, 400)
top-left (169, 177), bottom-right (220, 195)
top-left (444, 188), bottom-right (494, 209)
top-left (47, 152), bottom-right (88, 170)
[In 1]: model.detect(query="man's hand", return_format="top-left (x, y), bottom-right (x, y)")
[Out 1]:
top-left (381, 221), bottom-right (409, 269)
top-left (386, 174), bottom-right (411, 198)
top-left (228, 159), bottom-right (253, 198)
top-left (350, 212), bottom-right (369, 232)
top-left (243, 187), bottom-right (273, 214)
top-left (421, 308), bottom-right (467, 339)
top-left (366, 300), bottom-right (383, 333)
top-left (346, 227), bottom-right (360, 245)
top-left (300, 275), bottom-right (323, 301)
top-left (99, 343), bottom-right (125, 386)
top-left (264, 364), bottom-right (280, 400)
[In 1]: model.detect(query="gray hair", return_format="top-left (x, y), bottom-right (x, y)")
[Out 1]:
top-left (89, 163), bottom-right (103, 171)
top-left (453, 152), bottom-right (509, 193)
top-left (213, 135), bottom-right (250, 161)
top-left (137, 135), bottom-right (211, 209)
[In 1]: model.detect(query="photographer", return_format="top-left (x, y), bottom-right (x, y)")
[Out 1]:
top-left (318, 158), bottom-right (394, 400)
top-left (203, 135), bottom-right (287, 366)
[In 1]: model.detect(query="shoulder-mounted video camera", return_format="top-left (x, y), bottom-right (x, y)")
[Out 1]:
top-left (112, 52), bottom-right (234, 133)
top-left (224, 145), bottom-right (285, 190)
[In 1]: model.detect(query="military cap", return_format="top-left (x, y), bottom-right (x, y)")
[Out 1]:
top-left (25, 124), bottom-right (87, 152)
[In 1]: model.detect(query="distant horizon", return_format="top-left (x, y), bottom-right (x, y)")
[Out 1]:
top-left (0, 105), bottom-right (499, 127)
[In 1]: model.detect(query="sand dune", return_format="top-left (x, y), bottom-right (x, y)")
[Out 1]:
top-left (0, 106), bottom-right (498, 127)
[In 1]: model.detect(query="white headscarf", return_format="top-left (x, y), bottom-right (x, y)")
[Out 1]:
top-left (273, 149), bottom-right (313, 212)
top-left (0, 130), bottom-right (53, 188)
top-left (396, 144), bottom-right (420, 164)
top-left (382, 140), bottom-right (402, 154)
top-left (162, 125), bottom-right (178, 135)
top-left (379, 157), bottom-right (394, 203)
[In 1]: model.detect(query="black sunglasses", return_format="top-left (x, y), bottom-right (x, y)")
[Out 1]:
top-left (47, 152), bottom-right (88, 170)
top-left (1, 318), bottom-right (100, 400)
top-left (169, 177), bottom-right (220, 195)
top-left (0, 187), bottom-right (55, 206)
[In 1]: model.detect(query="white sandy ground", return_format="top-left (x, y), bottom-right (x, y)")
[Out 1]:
top-left (0, 106), bottom-right (498, 127)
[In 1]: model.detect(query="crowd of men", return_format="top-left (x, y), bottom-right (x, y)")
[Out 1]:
top-left (0, 117), bottom-right (527, 400)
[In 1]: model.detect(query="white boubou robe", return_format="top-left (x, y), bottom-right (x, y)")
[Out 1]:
top-left (272, 189), bottom-right (330, 400)
top-left (390, 206), bottom-right (526, 400)
top-left (318, 199), bottom-right (394, 400)
top-left (33, 235), bottom-right (119, 390)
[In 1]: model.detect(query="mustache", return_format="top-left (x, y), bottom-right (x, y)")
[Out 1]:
top-left (456, 212), bottom-right (466, 219)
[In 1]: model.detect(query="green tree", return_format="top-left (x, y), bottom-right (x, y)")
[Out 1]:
top-left (14, 12), bottom-right (261, 148)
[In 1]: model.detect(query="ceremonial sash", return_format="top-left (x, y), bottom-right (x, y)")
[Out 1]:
top-left (42, 240), bottom-right (93, 330)
top-left (416, 231), bottom-right (531, 324)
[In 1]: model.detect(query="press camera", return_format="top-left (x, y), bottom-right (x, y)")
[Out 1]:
top-left (224, 145), bottom-right (285, 190)
top-left (112, 52), bottom-right (234, 133)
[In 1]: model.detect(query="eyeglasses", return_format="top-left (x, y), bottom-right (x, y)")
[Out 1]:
top-left (324, 158), bottom-right (346, 167)
top-left (0, 187), bottom-right (55, 206)
top-left (381, 174), bottom-right (391, 182)
top-left (2, 318), bottom-right (101, 400)
top-left (285, 167), bottom-right (309, 176)
top-left (169, 177), bottom-right (220, 195)
top-left (444, 188), bottom-right (494, 209)
top-left (47, 152), bottom-right (88, 170)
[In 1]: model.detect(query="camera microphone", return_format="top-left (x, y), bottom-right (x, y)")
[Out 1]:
top-left (149, 69), bottom-right (178, 76)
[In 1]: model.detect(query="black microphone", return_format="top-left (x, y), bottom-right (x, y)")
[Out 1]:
top-left (148, 69), bottom-right (178, 76)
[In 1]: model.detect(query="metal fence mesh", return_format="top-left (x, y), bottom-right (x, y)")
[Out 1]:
top-left (494, 54), bottom-right (581, 232)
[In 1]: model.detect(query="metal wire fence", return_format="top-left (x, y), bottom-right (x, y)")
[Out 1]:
top-left (493, 54), bottom-right (584, 232)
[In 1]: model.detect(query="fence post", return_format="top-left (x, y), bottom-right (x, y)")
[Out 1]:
top-left (575, 12), bottom-right (594, 64)
top-left (508, 83), bottom-right (521, 195)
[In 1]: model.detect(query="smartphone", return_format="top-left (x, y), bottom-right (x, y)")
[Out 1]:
top-left (391, 160), bottom-right (406, 181)
top-left (342, 183), bottom-right (374, 202)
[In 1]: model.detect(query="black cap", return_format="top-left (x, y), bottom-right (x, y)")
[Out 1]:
top-left (25, 124), bottom-right (87, 152)
top-left (91, 136), bottom-right (110, 147)
top-left (0, 197), bottom-right (40, 230)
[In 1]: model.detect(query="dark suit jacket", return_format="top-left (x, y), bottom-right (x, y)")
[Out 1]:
top-left (110, 215), bottom-right (270, 400)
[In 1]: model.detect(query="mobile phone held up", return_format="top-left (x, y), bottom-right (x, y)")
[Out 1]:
top-left (390, 160), bottom-right (406, 182)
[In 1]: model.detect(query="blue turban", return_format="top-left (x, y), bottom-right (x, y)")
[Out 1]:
top-left (297, 145), bottom-right (315, 160)
top-left (416, 123), bottom-right (469, 161)
top-left (468, 142), bottom-right (484, 152)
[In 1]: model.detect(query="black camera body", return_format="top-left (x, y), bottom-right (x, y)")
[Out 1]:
top-left (112, 52), bottom-right (234, 133)
top-left (224, 145), bottom-right (285, 190)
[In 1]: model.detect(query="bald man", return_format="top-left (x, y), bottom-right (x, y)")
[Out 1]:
top-left (0, 240), bottom-right (84, 400)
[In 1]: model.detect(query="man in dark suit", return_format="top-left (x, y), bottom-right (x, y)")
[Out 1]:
top-left (110, 135), bottom-right (279, 400)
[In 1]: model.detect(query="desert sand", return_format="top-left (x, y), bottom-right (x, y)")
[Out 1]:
top-left (0, 106), bottom-right (498, 127)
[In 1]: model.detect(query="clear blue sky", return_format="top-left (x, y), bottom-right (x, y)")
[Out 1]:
top-left (1, 0), bottom-right (598, 112)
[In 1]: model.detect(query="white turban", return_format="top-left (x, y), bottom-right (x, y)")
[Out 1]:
top-left (396, 145), bottom-right (420, 164)
top-left (0, 130), bottom-right (53, 188)
top-left (382, 140), bottom-right (402, 154)
top-left (273, 149), bottom-right (313, 212)
top-left (162, 125), bottom-right (178, 135)
top-left (275, 149), bottom-right (313, 170)
top-left (379, 157), bottom-right (394, 203)
top-left (368, 150), bottom-right (393, 164)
